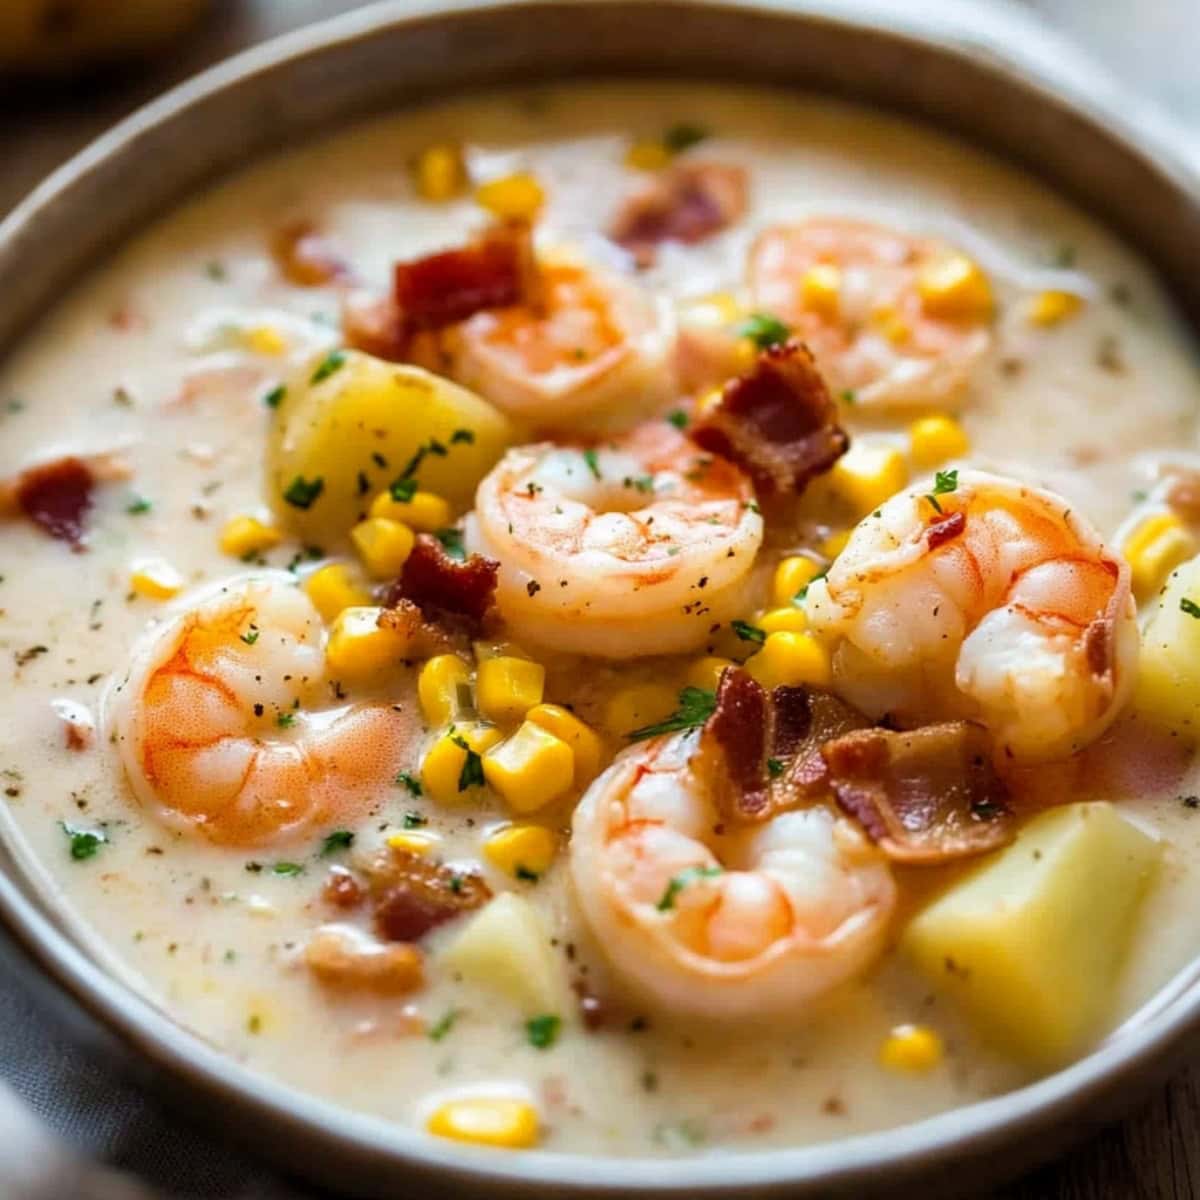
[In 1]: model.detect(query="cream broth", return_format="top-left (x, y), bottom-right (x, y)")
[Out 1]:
top-left (1, 82), bottom-right (1199, 1157)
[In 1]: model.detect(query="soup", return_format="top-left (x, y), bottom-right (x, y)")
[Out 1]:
top-left (2, 82), bottom-right (1199, 1157)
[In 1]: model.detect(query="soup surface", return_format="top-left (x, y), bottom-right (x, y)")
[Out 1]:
top-left (2, 82), bottom-right (1200, 1158)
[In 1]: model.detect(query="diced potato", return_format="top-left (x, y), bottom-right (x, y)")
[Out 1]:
top-left (1135, 553), bottom-right (1200, 732)
top-left (268, 349), bottom-right (514, 542)
top-left (439, 893), bottom-right (567, 1015)
top-left (903, 803), bottom-right (1161, 1066)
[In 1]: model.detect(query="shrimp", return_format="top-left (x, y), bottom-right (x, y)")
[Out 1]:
top-left (468, 421), bottom-right (763, 658)
top-left (410, 253), bottom-right (675, 433)
top-left (109, 573), bottom-right (417, 847)
top-left (570, 732), bottom-right (896, 1019)
top-left (805, 469), bottom-right (1138, 762)
top-left (747, 218), bottom-right (993, 409)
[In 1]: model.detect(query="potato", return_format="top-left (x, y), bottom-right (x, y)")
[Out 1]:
top-left (268, 349), bottom-right (515, 545)
top-left (903, 803), bottom-right (1161, 1067)
top-left (439, 893), bottom-right (567, 1017)
top-left (1135, 554), bottom-right (1200, 734)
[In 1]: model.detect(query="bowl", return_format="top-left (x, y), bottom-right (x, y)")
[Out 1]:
top-left (2, 2), bottom-right (1199, 1196)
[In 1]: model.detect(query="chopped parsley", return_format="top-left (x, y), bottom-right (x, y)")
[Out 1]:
top-left (1181, 598), bottom-right (1200, 619)
top-left (396, 772), bottom-right (423, 797)
top-left (731, 618), bottom-right (766, 645)
top-left (205, 260), bottom-right (227, 281)
top-left (526, 1013), bottom-right (562, 1049)
top-left (450, 735), bottom-right (485, 791)
top-left (667, 409), bottom-right (689, 430)
top-left (624, 474), bottom-right (655, 494)
top-left (657, 864), bottom-right (722, 911)
top-left (583, 448), bottom-right (602, 480)
top-left (276, 712), bottom-right (296, 728)
top-left (320, 830), bottom-right (354, 856)
top-left (429, 1009), bottom-right (460, 1041)
top-left (389, 476), bottom-right (418, 503)
top-left (925, 468), bottom-right (958, 514)
top-left (737, 312), bottom-right (790, 350)
top-left (663, 122), bottom-right (710, 153)
top-left (515, 865), bottom-right (541, 883)
top-left (767, 757), bottom-right (784, 778)
top-left (450, 428), bottom-right (475, 445)
top-left (61, 822), bottom-right (106, 861)
top-left (309, 349), bottom-right (347, 385)
top-left (240, 625), bottom-right (260, 645)
top-left (272, 861), bottom-right (303, 877)
top-left (434, 527), bottom-right (466, 561)
top-left (263, 384), bottom-right (286, 409)
top-left (794, 567), bottom-right (828, 604)
top-left (840, 389), bottom-right (857, 406)
top-left (283, 475), bottom-right (324, 509)
top-left (402, 810), bottom-right (428, 828)
top-left (628, 686), bottom-right (716, 741)
top-left (125, 495), bottom-right (152, 515)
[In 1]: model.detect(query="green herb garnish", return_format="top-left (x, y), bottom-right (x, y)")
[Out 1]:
top-left (283, 475), bottom-right (324, 509)
top-left (525, 1014), bottom-right (562, 1049)
top-left (767, 757), bottom-right (784, 778)
top-left (309, 349), bottom-right (346, 385)
top-left (583, 448), bottom-right (602, 480)
top-left (925, 468), bottom-right (958, 514)
top-left (276, 712), bottom-right (296, 728)
top-left (628, 686), bottom-right (716, 741)
top-left (450, 428), bottom-right (475, 445)
top-left (731, 619), bottom-right (766, 645)
top-left (434, 527), bottom-right (466, 561)
top-left (396, 772), bottom-right (423, 797)
top-left (663, 122), bottom-right (710, 153)
top-left (272, 861), bottom-right (303, 877)
top-left (1181, 598), bottom-right (1200, 619)
top-left (389, 476), bottom-right (418, 503)
top-left (657, 864), bottom-right (722, 911)
top-left (320, 830), bottom-right (354, 856)
top-left (402, 810), bottom-right (427, 828)
top-left (62, 822), bottom-right (106, 861)
top-left (429, 1009), bottom-right (460, 1041)
top-left (737, 312), bottom-right (790, 350)
top-left (667, 409), bottom-right (689, 430)
top-left (126, 495), bottom-right (152, 515)
top-left (450, 735), bottom-right (485, 791)
top-left (263, 384), bottom-right (286, 409)
top-left (240, 625), bottom-right (260, 645)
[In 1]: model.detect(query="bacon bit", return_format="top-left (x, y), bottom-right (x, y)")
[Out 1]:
top-left (611, 163), bottom-right (747, 268)
top-left (6, 457), bottom-right (95, 547)
top-left (691, 340), bottom-right (848, 497)
top-left (821, 721), bottom-right (1014, 864)
top-left (361, 848), bottom-right (491, 943)
top-left (304, 926), bottom-right (424, 994)
top-left (270, 221), bottom-right (350, 287)
top-left (926, 510), bottom-right (966, 550)
top-left (376, 598), bottom-right (461, 657)
top-left (383, 533), bottom-right (499, 626)
top-left (321, 865), bottom-right (365, 910)
top-left (51, 699), bottom-right (95, 751)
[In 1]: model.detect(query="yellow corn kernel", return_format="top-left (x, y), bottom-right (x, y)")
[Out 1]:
top-left (603, 683), bottom-right (678, 739)
top-left (1123, 512), bottom-right (1198, 598)
top-left (368, 489), bottom-right (452, 533)
top-left (422, 723), bottom-right (504, 806)
top-left (482, 721), bottom-right (574, 814)
top-left (697, 386), bottom-right (725, 418)
top-left (418, 655), bottom-right (472, 727)
top-left (909, 414), bottom-right (970, 468)
top-left (684, 655), bottom-right (736, 692)
top-left (303, 563), bottom-right (370, 623)
top-left (350, 517), bottom-right (415, 581)
top-left (758, 607), bottom-right (809, 635)
top-left (476, 656), bottom-right (546, 725)
top-left (625, 139), bottom-right (672, 171)
top-left (325, 606), bottom-right (412, 682)
top-left (871, 305), bottom-right (910, 345)
top-left (219, 515), bottom-right (282, 559)
top-left (1028, 289), bottom-right (1083, 327)
top-left (820, 529), bottom-right (851, 560)
top-left (426, 1096), bottom-right (539, 1149)
top-left (129, 558), bottom-right (184, 600)
top-left (526, 703), bottom-right (604, 786)
top-left (746, 631), bottom-right (832, 690)
top-left (879, 1024), bottom-right (944, 1073)
top-left (484, 824), bottom-right (557, 878)
top-left (799, 263), bottom-right (841, 319)
top-left (476, 173), bottom-right (544, 222)
top-left (917, 253), bottom-right (993, 321)
top-left (414, 142), bottom-right (468, 202)
top-left (772, 555), bottom-right (822, 607)
top-left (386, 831), bottom-right (440, 855)
top-left (829, 442), bottom-right (909, 515)
top-left (681, 291), bottom-right (743, 329)
top-left (245, 325), bottom-right (287, 356)
top-left (733, 337), bottom-right (759, 372)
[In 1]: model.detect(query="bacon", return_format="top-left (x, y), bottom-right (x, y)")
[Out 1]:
top-left (376, 598), bottom-right (461, 658)
top-left (7, 457), bottom-right (95, 547)
top-left (304, 927), bottom-right (424, 994)
top-left (342, 291), bottom-right (408, 362)
top-left (270, 221), bottom-right (350, 287)
top-left (611, 163), bottom-right (747, 268)
top-left (362, 848), bottom-right (492, 943)
top-left (691, 340), bottom-right (848, 497)
top-left (383, 533), bottom-right (499, 626)
top-left (926, 510), bottom-right (965, 550)
top-left (321, 865), bottom-right (365, 910)
top-left (821, 721), bottom-right (1014, 864)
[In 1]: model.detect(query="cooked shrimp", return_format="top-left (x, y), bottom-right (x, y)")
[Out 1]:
top-left (805, 469), bottom-right (1137, 762)
top-left (109, 573), bottom-right (416, 847)
top-left (747, 218), bottom-right (993, 409)
top-left (468, 421), bottom-right (762, 657)
top-left (411, 253), bottom-right (675, 433)
top-left (570, 732), bottom-right (896, 1019)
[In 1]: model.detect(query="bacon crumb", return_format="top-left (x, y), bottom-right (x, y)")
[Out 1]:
top-left (8, 457), bottom-right (96, 547)
top-left (926, 510), bottom-right (966, 550)
top-left (321, 865), bottom-right (365, 910)
top-left (383, 533), bottom-right (499, 626)
top-left (361, 848), bottom-right (491, 943)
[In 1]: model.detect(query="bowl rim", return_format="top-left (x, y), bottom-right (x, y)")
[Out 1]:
top-left (3, 0), bottom-right (1200, 1194)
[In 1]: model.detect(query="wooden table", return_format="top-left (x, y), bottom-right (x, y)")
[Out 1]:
top-left (2, 2), bottom-right (1196, 1196)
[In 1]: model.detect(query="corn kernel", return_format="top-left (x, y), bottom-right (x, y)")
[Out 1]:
top-left (684, 656), bottom-right (736, 691)
top-left (758, 607), bottom-right (809, 635)
top-left (680, 291), bottom-right (743, 329)
top-left (219, 515), bottom-right (282, 559)
top-left (917, 253), bottom-right (993, 321)
top-left (386, 831), bottom-right (440, 855)
top-left (484, 824), bottom-right (557, 878)
top-left (129, 558), bottom-right (184, 600)
top-left (326, 606), bottom-right (412, 683)
top-left (414, 142), bottom-right (468, 202)
top-left (526, 703), bottom-right (605, 786)
top-left (746, 631), bottom-right (832, 690)
top-left (426, 1096), bottom-right (539, 1149)
top-left (603, 683), bottom-right (677, 738)
top-left (625, 139), bottom-right (672, 171)
top-left (369, 489), bottom-right (451, 533)
top-left (820, 529), bottom-right (851, 560)
top-left (418, 655), bottom-right (472, 727)
top-left (733, 337), bottom-right (758, 372)
top-left (871, 305), bottom-right (910, 345)
top-left (772, 555), bottom-right (823, 607)
top-left (350, 517), bottom-right (415, 580)
top-left (483, 721), bottom-right (574, 814)
top-left (1028, 289), bottom-right (1083, 327)
top-left (476, 656), bottom-right (546, 725)
top-left (799, 263), bottom-right (841, 319)
top-left (697, 386), bottom-right (725, 418)
top-left (245, 325), bottom-right (287, 356)
top-left (879, 1024), bottom-right (944, 1073)
top-left (909, 415), bottom-right (970, 468)
top-left (303, 563), bottom-right (370, 623)
top-left (422, 723), bottom-right (504, 806)
top-left (476, 173), bottom-right (544, 222)
top-left (1123, 511), bottom-right (1198, 598)
top-left (829, 442), bottom-right (909, 515)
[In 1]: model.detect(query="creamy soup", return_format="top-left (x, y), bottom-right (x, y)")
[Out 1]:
top-left (2, 82), bottom-right (1200, 1158)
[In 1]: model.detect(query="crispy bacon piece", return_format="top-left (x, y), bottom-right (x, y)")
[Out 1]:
top-left (376, 598), bottom-right (461, 657)
top-left (6, 457), bottom-right (95, 547)
top-left (342, 290), bottom-right (408, 362)
top-left (321, 865), bottom-right (365, 910)
top-left (611, 163), bottom-right (747, 268)
top-left (383, 533), bottom-right (499, 626)
top-left (361, 848), bottom-right (492, 943)
top-left (270, 221), bottom-right (350, 287)
top-left (691, 340), bottom-right (848, 497)
top-left (305, 927), bottom-right (424, 994)
top-left (821, 721), bottom-right (1014, 864)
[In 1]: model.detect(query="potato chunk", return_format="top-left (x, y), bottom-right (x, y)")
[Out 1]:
top-left (439, 893), bottom-right (567, 1016)
top-left (1135, 554), bottom-right (1200, 734)
top-left (903, 803), bottom-right (1161, 1067)
top-left (268, 350), bottom-right (514, 543)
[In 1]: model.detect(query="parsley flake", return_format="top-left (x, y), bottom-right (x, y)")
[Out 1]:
top-left (62, 822), bottom-right (106, 861)
top-left (737, 312), bottom-right (790, 350)
top-left (126, 495), bottom-right (152, 515)
top-left (667, 409), bottom-right (689, 430)
top-left (1181, 598), bottom-right (1200, 619)
top-left (767, 757), bottom-right (784, 778)
top-left (320, 830), bottom-right (354, 856)
top-left (663, 122), bottom-right (710, 153)
top-left (389, 476), bottom-right (418, 503)
top-left (276, 712), bottom-right (296, 728)
top-left (731, 618), bottom-right (766, 645)
top-left (272, 861), bottom-right (303, 877)
top-left (583, 448), bottom-right (602, 480)
top-left (240, 625), bottom-right (260, 645)
top-left (263, 384), bottom-right (286, 409)
top-left (396, 772), bottom-right (423, 797)
top-left (283, 475), bottom-right (324, 509)
top-left (434, 527), bottom-right (466, 561)
top-left (402, 810), bottom-right (427, 828)
top-left (925, 468), bottom-right (958, 514)
top-left (628, 686), bottom-right (716, 741)
top-left (450, 428), bottom-right (475, 445)
top-left (309, 349), bottom-right (347, 385)
top-left (429, 1009), bottom-right (460, 1041)
top-left (657, 864), bottom-right (722, 911)
top-left (450, 735), bottom-right (485, 791)
top-left (526, 1013), bottom-right (562, 1049)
